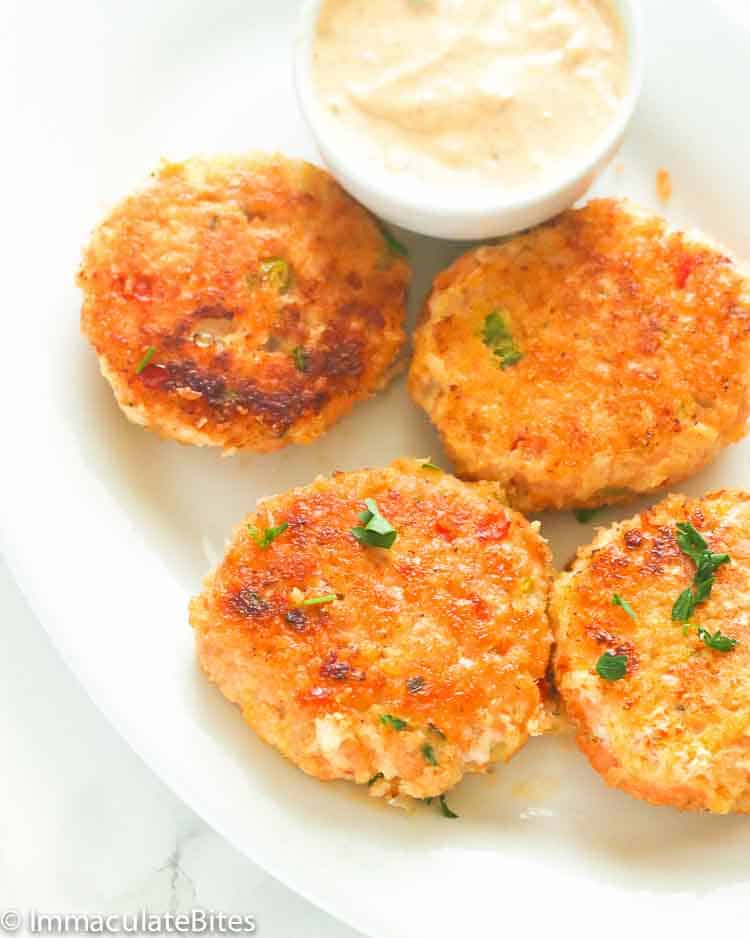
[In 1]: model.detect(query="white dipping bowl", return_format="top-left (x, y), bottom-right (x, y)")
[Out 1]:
top-left (294, 0), bottom-right (644, 241)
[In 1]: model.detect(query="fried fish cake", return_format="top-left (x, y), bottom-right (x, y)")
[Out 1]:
top-left (552, 490), bottom-right (750, 813)
top-left (409, 199), bottom-right (750, 512)
top-left (79, 154), bottom-right (409, 451)
top-left (190, 459), bottom-right (553, 802)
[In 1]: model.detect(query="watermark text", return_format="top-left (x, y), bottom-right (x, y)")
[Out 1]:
top-left (0, 909), bottom-right (256, 935)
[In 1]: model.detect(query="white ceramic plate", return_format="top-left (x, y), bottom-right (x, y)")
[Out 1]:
top-left (4, 3), bottom-right (750, 936)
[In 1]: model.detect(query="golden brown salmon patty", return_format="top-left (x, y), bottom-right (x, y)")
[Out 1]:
top-left (409, 200), bottom-right (750, 512)
top-left (552, 490), bottom-right (750, 813)
top-left (190, 459), bottom-right (553, 801)
top-left (78, 155), bottom-right (409, 451)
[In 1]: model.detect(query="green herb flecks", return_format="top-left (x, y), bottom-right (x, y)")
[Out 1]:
top-left (481, 310), bottom-right (523, 369)
top-left (259, 257), bottom-right (292, 292)
top-left (612, 594), bottom-right (637, 620)
top-left (671, 523), bottom-right (732, 635)
top-left (299, 593), bottom-right (337, 607)
top-left (421, 461), bottom-right (441, 472)
top-left (697, 627), bottom-right (739, 653)
top-left (292, 346), bottom-right (308, 373)
top-left (380, 714), bottom-right (408, 731)
top-left (367, 772), bottom-right (384, 787)
top-left (672, 588), bottom-right (696, 623)
top-left (352, 498), bottom-right (398, 549)
top-left (574, 507), bottom-right (606, 524)
top-left (675, 522), bottom-right (710, 566)
top-left (247, 521), bottom-right (288, 550)
top-left (438, 795), bottom-right (458, 819)
top-left (596, 652), bottom-right (628, 681)
top-left (421, 743), bottom-right (438, 766)
top-left (135, 346), bottom-right (156, 374)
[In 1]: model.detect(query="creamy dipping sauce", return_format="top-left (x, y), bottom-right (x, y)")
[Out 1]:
top-left (312, 0), bottom-right (628, 193)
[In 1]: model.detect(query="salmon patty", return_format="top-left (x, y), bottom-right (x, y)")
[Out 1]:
top-left (79, 154), bottom-right (409, 451)
top-left (190, 459), bottom-right (553, 802)
top-left (409, 199), bottom-right (750, 512)
top-left (552, 490), bottom-right (750, 813)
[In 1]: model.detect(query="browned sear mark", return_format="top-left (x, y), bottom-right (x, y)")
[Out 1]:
top-left (284, 609), bottom-right (307, 632)
top-left (232, 588), bottom-right (270, 618)
top-left (624, 529), bottom-right (644, 550)
top-left (406, 676), bottom-right (426, 694)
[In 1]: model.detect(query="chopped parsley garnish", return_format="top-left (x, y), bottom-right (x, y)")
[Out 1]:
top-left (352, 498), bottom-right (398, 549)
top-left (299, 593), bottom-right (337, 607)
top-left (438, 795), bottom-right (458, 819)
top-left (672, 588), bottom-right (696, 622)
top-left (291, 346), bottom-right (308, 372)
top-left (421, 461), bottom-right (441, 472)
top-left (481, 310), bottom-right (523, 369)
top-left (671, 522), bottom-right (732, 630)
top-left (379, 224), bottom-right (408, 257)
top-left (135, 346), bottom-right (156, 374)
top-left (424, 793), bottom-right (458, 818)
top-left (574, 507), bottom-right (605, 524)
top-left (379, 714), bottom-right (408, 731)
top-left (596, 652), bottom-right (628, 681)
top-left (421, 743), bottom-right (438, 766)
top-left (367, 772), bottom-right (384, 787)
top-left (259, 257), bottom-right (292, 292)
top-left (247, 521), bottom-right (288, 549)
top-left (697, 627), bottom-right (738, 653)
top-left (692, 574), bottom-right (715, 605)
top-left (499, 349), bottom-right (522, 367)
top-left (675, 522), bottom-right (709, 566)
top-left (612, 594), bottom-right (637, 620)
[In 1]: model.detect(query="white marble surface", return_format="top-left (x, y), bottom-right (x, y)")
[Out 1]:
top-left (4, 1), bottom-right (750, 933)
top-left (0, 558), bottom-right (360, 936)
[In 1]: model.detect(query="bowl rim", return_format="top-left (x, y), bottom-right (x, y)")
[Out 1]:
top-left (294, 0), bottom-right (645, 225)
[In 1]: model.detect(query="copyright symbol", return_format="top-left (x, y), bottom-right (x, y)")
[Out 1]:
top-left (0, 910), bottom-right (21, 933)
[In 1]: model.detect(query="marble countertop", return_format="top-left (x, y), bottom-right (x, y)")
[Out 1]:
top-left (0, 559), bottom-right (360, 937)
top-left (4, 3), bottom-right (749, 932)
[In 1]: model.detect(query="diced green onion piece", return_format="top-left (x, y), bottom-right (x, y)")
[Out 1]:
top-left (135, 346), bottom-right (156, 374)
top-left (299, 593), bottom-right (337, 607)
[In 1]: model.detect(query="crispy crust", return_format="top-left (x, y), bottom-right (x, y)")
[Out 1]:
top-left (79, 154), bottom-right (409, 451)
top-left (409, 199), bottom-right (750, 511)
top-left (190, 460), bottom-right (553, 800)
top-left (552, 490), bottom-right (750, 813)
